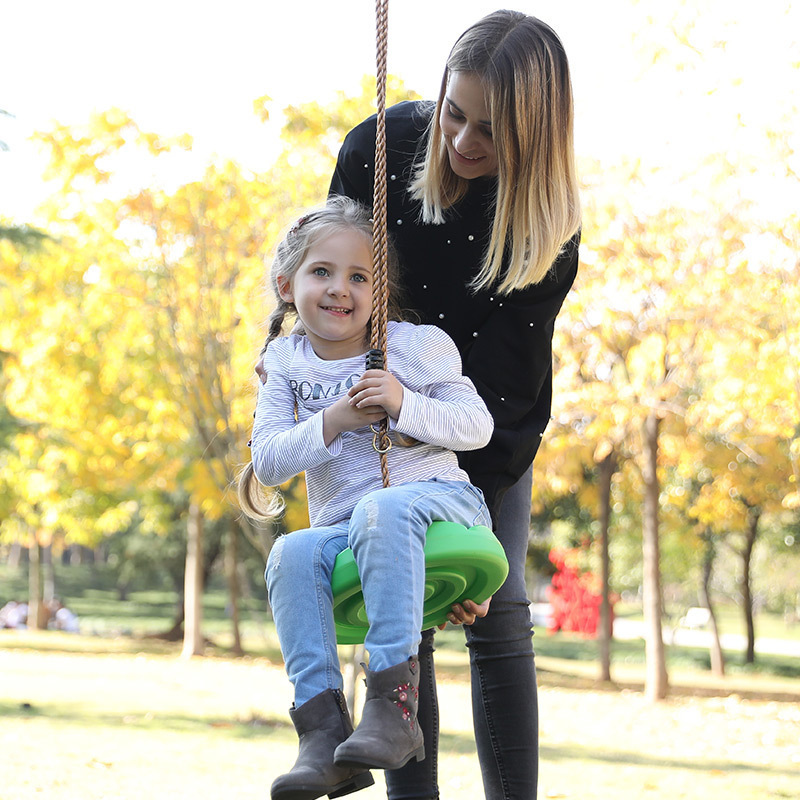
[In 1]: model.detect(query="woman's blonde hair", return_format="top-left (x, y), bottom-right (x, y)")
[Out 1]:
top-left (410, 10), bottom-right (581, 294)
top-left (238, 196), bottom-right (405, 520)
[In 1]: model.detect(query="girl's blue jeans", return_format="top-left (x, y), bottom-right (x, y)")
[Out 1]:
top-left (385, 466), bottom-right (538, 800)
top-left (266, 478), bottom-right (491, 708)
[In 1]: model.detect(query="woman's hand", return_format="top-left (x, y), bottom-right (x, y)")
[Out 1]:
top-left (439, 596), bottom-right (492, 628)
top-left (348, 369), bottom-right (404, 419)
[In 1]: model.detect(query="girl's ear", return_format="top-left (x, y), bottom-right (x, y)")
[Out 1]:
top-left (276, 275), bottom-right (294, 303)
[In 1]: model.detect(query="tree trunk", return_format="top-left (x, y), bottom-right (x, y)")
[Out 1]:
top-left (741, 507), bottom-right (760, 664)
top-left (226, 523), bottom-right (243, 656)
top-left (28, 539), bottom-right (45, 629)
top-left (27, 536), bottom-right (50, 631)
top-left (597, 448), bottom-right (617, 683)
top-left (168, 569), bottom-right (186, 631)
top-left (159, 529), bottom-right (223, 642)
top-left (181, 503), bottom-right (205, 658)
top-left (42, 543), bottom-right (55, 606)
top-left (94, 543), bottom-right (108, 564)
top-left (641, 411), bottom-right (668, 701)
top-left (159, 607), bottom-right (186, 641)
top-left (700, 531), bottom-right (725, 677)
top-left (8, 540), bottom-right (22, 568)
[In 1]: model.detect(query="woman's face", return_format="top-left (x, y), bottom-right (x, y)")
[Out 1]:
top-left (439, 71), bottom-right (498, 180)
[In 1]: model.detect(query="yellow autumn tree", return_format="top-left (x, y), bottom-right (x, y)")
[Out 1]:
top-left (1, 77), bottom-right (421, 643)
top-left (543, 149), bottom-right (790, 698)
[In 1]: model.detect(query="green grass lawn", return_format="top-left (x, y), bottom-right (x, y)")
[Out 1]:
top-left (614, 599), bottom-right (799, 642)
top-left (3, 560), bottom-right (799, 680)
top-left (2, 563), bottom-right (799, 799)
top-left (1, 629), bottom-right (798, 800)
top-left (0, 562), bottom-right (271, 638)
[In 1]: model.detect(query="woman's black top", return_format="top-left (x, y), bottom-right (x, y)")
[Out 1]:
top-left (330, 101), bottom-right (579, 521)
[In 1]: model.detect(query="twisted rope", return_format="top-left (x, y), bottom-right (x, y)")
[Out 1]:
top-left (369, 0), bottom-right (392, 486)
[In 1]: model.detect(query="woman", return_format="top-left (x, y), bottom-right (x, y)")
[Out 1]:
top-left (328, 10), bottom-right (580, 800)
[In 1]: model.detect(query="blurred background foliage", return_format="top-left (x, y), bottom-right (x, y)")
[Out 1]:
top-left (0, 4), bottom-right (797, 688)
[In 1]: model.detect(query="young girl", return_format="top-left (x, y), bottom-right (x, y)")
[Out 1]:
top-left (239, 196), bottom-right (493, 800)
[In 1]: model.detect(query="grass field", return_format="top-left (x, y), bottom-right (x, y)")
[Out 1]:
top-left (2, 627), bottom-right (800, 800)
top-left (613, 600), bottom-right (799, 645)
top-left (2, 564), bottom-right (799, 799)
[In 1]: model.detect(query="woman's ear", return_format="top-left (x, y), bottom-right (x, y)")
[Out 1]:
top-left (276, 275), bottom-right (294, 303)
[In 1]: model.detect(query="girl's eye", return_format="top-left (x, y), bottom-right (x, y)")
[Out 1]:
top-left (313, 267), bottom-right (328, 277)
top-left (351, 273), bottom-right (367, 283)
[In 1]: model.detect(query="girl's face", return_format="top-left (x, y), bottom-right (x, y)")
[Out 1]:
top-left (439, 70), bottom-right (498, 180)
top-left (277, 229), bottom-right (374, 361)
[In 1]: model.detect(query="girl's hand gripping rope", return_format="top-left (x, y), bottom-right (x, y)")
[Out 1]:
top-left (348, 369), bottom-right (404, 419)
top-left (322, 390), bottom-right (386, 447)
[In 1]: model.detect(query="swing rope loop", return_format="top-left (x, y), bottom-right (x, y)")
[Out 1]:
top-left (370, 0), bottom-right (392, 483)
top-left (371, 423), bottom-right (393, 454)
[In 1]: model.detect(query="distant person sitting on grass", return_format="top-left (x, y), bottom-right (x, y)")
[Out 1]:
top-left (0, 600), bottom-right (28, 629)
top-left (48, 599), bottom-right (80, 633)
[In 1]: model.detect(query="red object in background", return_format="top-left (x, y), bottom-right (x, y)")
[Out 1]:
top-left (546, 548), bottom-right (614, 636)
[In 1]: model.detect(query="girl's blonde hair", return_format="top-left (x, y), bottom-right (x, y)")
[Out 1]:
top-left (238, 195), bottom-right (405, 521)
top-left (410, 10), bottom-right (581, 294)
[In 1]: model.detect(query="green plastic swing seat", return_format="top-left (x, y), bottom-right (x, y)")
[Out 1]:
top-left (331, 520), bottom-right (510, 645)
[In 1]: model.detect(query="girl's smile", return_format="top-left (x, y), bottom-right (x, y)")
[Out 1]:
top-left (322, 305), bottom-right (353, 316)
top-left (277, 229), bottom-right (374, 361)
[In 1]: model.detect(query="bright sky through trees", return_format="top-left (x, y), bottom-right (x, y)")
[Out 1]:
top-left (1, 0), bottom-right (797, 223)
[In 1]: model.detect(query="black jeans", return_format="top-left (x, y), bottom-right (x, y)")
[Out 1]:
top-left (385, 467), bottom-right (538, 800)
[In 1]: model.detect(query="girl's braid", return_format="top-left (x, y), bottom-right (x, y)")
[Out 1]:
top-left (260, 299), bottom-right (292, 360)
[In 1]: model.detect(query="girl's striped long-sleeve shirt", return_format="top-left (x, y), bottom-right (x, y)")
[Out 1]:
top-left (251, 320), bottom-right (494, 528)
